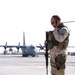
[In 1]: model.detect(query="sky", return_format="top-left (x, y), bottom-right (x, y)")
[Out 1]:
top-left (0, 0), bottom-right (75, 50)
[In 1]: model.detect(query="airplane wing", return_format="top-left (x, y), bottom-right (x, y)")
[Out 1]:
top-left (0, 42), bottom-right (26, 50)
top-left (0, 45), bottom-right (26, 48)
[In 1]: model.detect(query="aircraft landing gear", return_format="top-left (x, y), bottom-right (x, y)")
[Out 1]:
top-left (22, 54), bottom-right (28, 57)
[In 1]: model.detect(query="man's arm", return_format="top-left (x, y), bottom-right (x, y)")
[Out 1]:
top-left (53, 27), bottom-right (69, 42)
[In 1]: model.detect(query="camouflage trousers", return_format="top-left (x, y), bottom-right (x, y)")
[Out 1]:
top-left (51, 64), bottom-right (65, 75)
top-left (50, 50), bottom-right (66, 75)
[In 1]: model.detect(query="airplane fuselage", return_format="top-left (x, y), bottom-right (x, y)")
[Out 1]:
top-left (22, 45), bottom-right (36, 57)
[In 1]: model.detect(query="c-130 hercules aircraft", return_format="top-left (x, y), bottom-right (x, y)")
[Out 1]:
top-left (0, 32), bottom-right (45, 57)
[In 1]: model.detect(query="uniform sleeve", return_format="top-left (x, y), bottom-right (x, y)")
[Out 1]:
top-left (53, 27), bottom-right (69, 42)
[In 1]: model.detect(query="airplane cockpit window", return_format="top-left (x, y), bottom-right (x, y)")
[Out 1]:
top-left (31, 46), bottom-right (35, 49)
top-left (30, 45), bottom-right (35, 49)
top-left (23, 46), bottom-right (26, 48)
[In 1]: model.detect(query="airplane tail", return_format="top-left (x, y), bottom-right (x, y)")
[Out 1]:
top-left (23, 32), bottom-right (26, 46)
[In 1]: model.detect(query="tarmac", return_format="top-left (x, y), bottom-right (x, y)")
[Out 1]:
top-left (0, 55), bottom-right (75, 75)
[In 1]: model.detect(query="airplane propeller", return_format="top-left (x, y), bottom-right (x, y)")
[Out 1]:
top-left (16, 42), bottom-right (20, 52)
top-left (3, 42), bottom-right (7, 55)
top-left (36, 43), bottom-right (45, 51)
top-left (9, 47), bottom-right (13, 51)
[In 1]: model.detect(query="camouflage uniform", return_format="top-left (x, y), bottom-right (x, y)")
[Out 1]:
top-left (49, 24), bottom-right (69, 75)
